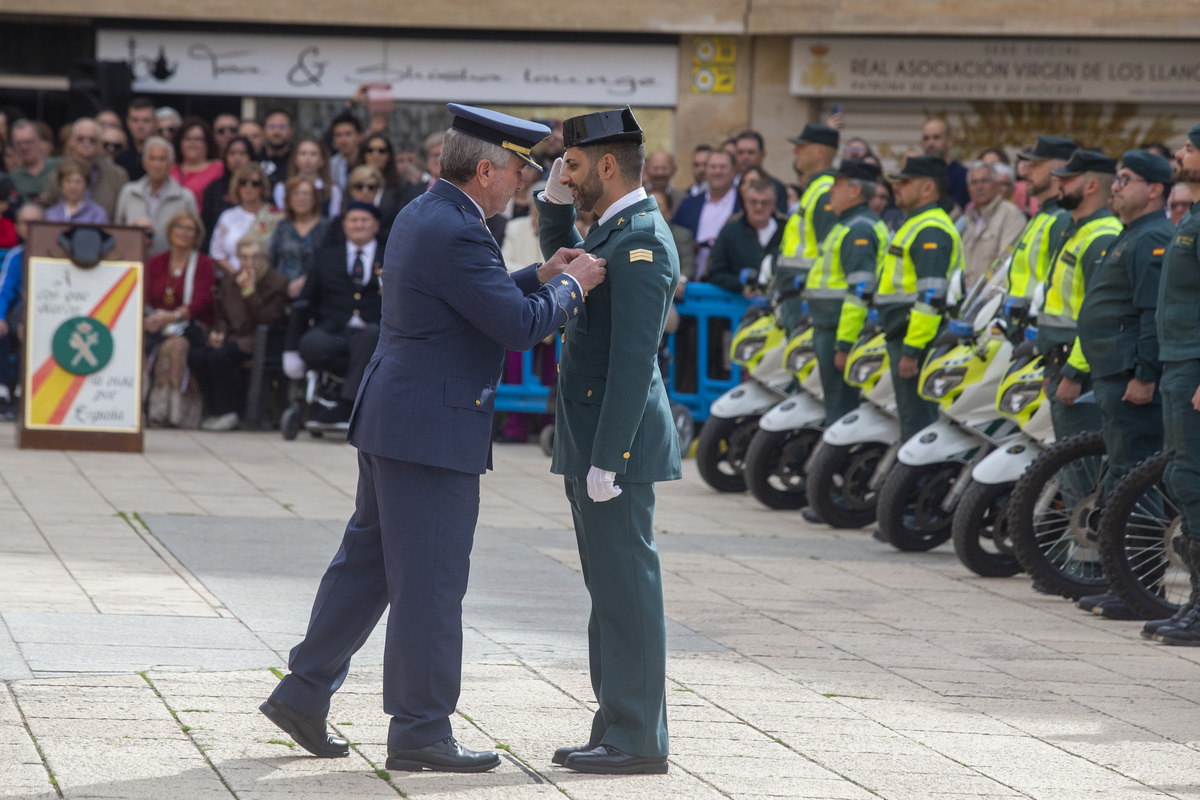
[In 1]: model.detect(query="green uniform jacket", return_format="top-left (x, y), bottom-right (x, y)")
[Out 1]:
top-left (706, 210), bottom-right (788, 296)
top-left (536, 195), bottom-right (683, 482)
top-left (1075, 210), bottom-right (1172, 382)
top-left (1157, 201), bottom-right (1200, 363)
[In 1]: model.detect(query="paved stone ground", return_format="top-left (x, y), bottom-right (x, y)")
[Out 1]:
top-left (2, 428), bottom-right (1200, 799)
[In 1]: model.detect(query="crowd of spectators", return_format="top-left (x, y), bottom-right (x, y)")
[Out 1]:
top-left (0, 93), bottom-right (1182, 437)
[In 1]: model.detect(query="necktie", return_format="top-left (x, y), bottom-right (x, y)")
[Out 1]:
top-left (351, 249), bottom-right (364, 284)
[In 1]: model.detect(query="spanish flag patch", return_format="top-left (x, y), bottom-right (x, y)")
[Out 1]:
top-left (630, 249), bottom-right (654, 262)
top-left (1153, 247), bottom-right (1166, 256)
top-left (923, 242), bottom-right (938, 250)
top-left (854, 238), bottom-right (869, 246)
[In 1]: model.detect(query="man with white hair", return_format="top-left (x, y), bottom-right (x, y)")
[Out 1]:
top-left (42, 118), bottom-right (129, 219)
top-left (960, 160), bottom-right (1027, 287)
top-left (113, 136), bottom-right (196, 256)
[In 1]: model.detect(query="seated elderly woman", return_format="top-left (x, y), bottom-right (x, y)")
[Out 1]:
top-left (44, 157), bottom-right (109, 225)
top-left (189, 233), bottom-right (289, 431)
top-left (143, 209), bottom-right (215, 427)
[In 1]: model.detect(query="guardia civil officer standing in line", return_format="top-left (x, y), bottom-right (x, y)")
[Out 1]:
top-left (838, 155), bottom-right (964, 443)
top-left (1037, 150), bottom-right (1121, 438)
top-left (1005, 136), bottom-right (1078, 305)
top-left (776, 124), bottom-right (840, 334)
top-left (1145, 124), bottom-right (1200, 646)
top-left (1066, 150), bottom-right (1173, 620)
top-left (535, 108), bottom-right (682, 775)
top-left (260, 105), bottom-right (607, 773)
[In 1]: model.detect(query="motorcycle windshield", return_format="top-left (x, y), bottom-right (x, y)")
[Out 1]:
top-left (958, 259), bottom-right (1010, 331)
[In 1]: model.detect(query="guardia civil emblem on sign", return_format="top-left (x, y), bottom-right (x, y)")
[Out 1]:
top-left (52, 316), bottom-right (114, 376)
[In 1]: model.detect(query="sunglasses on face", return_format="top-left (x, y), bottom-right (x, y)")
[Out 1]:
top-left (364, 147), bottom-right (389, 155)
top-left (243, 179), bottom-right (263, 188)
top-left (351, 183), bottom-right (379, 191)
top-left (103, 142), bottom-right (123, 152)
top-left (216, 126), bottom-right (238, 135)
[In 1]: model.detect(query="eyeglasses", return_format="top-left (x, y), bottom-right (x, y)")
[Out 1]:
top-left (351, 183), bottom-right (380, 191)
top-left (103, 142), bottom-right (123, 152)
top-left (364, 147), bottom-right (389, 155)
top-left (1112, 174), bottom-right (1148, 189)
top-left (215, 126), bottom-right (238, 135)
top-left (75, 136), bottom-right (99, 144)
top-left (243, 179), bottom-right (263, 187)
top-left (1170, 201), bottom-right (1192, 210)
top-left (182, 135), bottom-right (206, 143)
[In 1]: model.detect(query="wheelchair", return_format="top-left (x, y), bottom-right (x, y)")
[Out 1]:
top-left (279, 364), bottom-right (349, 440)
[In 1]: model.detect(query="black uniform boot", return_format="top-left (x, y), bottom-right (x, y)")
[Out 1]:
top-left (1155, 536), bottom-right (1200, 645)
top-left (1143, 536), bottom-right (1200, 640)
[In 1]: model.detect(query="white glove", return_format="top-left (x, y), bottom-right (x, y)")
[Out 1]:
top-left (587, 465), bottom-right (622, 503)
top-left (539, 158), bottom-right (574, 205)
top-left (283, 350), bottom-right (306, 380)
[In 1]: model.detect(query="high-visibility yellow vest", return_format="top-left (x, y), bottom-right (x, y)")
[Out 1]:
top-left (778, 173), bottom-right (836, 269)
top-left (1007, 210), bottom-right (1064, 298)
top-left (806, 213), bottom-right (890, 300)
top-left (1040, 215), bottom-right (1123, 329)
top-left (877, 206), bottom-right (964, 352)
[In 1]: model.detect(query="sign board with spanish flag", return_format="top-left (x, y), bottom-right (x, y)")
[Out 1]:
top-left (19, 223), bottom-right (146, 452)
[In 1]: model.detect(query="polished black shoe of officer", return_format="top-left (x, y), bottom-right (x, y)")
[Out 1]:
top-left (259, 695), bottom-right (350, 758)
top-left (386, 736), bottom-right (500, 773)
top-left (563, 744), bottom-right (669, 775)
top-left (1144, 537), bottom-right (1200, 639)
top-left (552, 743), bottom-right (594, 765)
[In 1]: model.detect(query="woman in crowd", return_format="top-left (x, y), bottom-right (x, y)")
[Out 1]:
top-left (190, 234), bottom-right (289, 432)
top-left (200, 136), bottom-right (253, 251)
top-left (171, 118), bottom-right (223, 207)
top-left (737, 165), bottom-right (768, 209)
top-left (44, 157), bottom-right (109, 224)
top-left (355, 132), bottom-right (420, 223)
top-left (271, 175), bottom-right (329, 300)
top-left (323, 164), bottom-right (390, 248)
top-left (143, 210), bottom-right (215, 427)
top-left (210, 163), bottom-right (282, 276)
top-left (272, 138), bottom-right (342, 218)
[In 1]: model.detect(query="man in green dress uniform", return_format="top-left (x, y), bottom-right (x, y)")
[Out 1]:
top-left (1068, 150), bottom-right (1173, 620)
top-left (534, 107), bottom-right (682, 773)
top-left (1146, 124), bottom-right (1200, 645)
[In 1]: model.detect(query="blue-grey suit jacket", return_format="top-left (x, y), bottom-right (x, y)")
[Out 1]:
top-left (347, 180), bottom-right (580, 474)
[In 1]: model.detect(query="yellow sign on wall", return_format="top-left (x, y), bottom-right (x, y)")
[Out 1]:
top-left (692, 37), bottom-right (736, 95)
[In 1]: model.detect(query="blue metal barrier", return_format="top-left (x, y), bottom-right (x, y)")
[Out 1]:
top-left (493, 283), bottom-right (749, 423)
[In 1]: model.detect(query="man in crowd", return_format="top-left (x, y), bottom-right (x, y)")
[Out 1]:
top-left (1145, 123), bottom-right (1200, 646)
top-left (921, 118), bottom-right (969, 210)
top-left (261, 109), bottom-right (295, 187)
top-left (213, 113), bottom-right (241, 155)
top-left (262, 105), bottom-right (603, 774)
top-left (960, 160), bottom-right (1027, 288)
top-left (115, 96), bottom-right (156, 181)
top-left (283, 202), bottom-right (386, 426)
top-left (239, 119), bottom-right (266, 158)
top-left (672, 148), bottom-right (739, 279)
top-left (1006, 136), bottom-right (1077, 304)
top-left (734, 130), bottom-right (787, 212)
top-left (423, 132), bottom-right (444, 190)
top-left (42, 118), bottom-right (129, 219)
top-left (328, 111), bottom-right (362, 191)
top-left (156, 107), bottom-right (182, 141)
top-left (113, 137), bottom-right (195, 256)
top-left (536, 106), bottom-right (680, 776)
top-left (839, 155), bottom-right (963, 444)
top-left (1067, 150), bottom-right (1173, 620)
top-left (643, 150), bottom-right (680, 210)
top-left (1038, 150), bottom-right (1121, 440)
top-left (8, 119), bottom-right (59, 202)
top-left (688, 144), bottom-right (711, 197)
top-left (706, 178), bottom-right (787, 296)
top-left (1169, 182), bottom-right (1193, 225)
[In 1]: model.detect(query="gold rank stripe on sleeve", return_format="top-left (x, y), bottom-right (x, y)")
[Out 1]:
top-left (922, 242), bottom-right (938, 250)
top-left (854, 238), bottom-right (869, 246)
top-left (1153, 247), bottom-right (1166, 256)
top-left (630, 249), bottom-right (654, 263)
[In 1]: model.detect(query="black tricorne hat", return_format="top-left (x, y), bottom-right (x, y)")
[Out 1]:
top-left (562, 107), bottom-right (644, 149)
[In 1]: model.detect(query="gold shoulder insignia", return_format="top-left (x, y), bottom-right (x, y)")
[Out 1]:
top-left (853, 238), bottom-right (869, 246)
top-left (630, 248), bottom-right (654, 263)
top-left (1152, 247), bottom-right (1166, 256)
top-left (617, 217), bottom-right (625, 226)
top-left (922, 242), bottom-right (938, 250)
top-left (561, 279), bottom-right (569, 285)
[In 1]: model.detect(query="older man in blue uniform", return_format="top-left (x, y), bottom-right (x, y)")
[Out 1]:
top-left (260, 104), bottom-right (607, 773)
top-left (536, 108), bottom-right (682, 775)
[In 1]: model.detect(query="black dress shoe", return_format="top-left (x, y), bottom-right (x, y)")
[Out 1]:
top-left (1091, 593), bottom-right (1147, 620)
top-left (1077, 591), bottom-right (1110, 612)
top-left (564, 744), bottom-right (668, 775)
top-left (259, 696), bottom-right (349, 758)
top-left (386, 737), bottom-right (500, 773)
top-left (801, 508), bottom-right (823, 524)
top-left (552, 743), bottom-right (594, 766)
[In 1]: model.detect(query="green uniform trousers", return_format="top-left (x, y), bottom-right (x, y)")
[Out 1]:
top-left (810, 301), bottom-right (860, 426)
top-left (1093, 374), bottom-right (1163, 496)
top-left (1162, 359), bottom-right (1200, 539)
top-left (563, 477), bottom-right (669, 758)
top-left (887, 337), bottom-right (938, 442)
top-left (1045, 370), bottom-right (1102, 442)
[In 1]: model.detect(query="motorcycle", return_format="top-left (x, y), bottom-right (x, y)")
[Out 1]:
top-left (803, 328), bottom-right (899, 529)
top-left (949, 344), bottom-right (1052, 576)
top-left (742, 326), bottom-right (825, 510)
top-left (694, 309), bottom-right (793, 493)
top-left (876, 270), bottom-right (1024, 552)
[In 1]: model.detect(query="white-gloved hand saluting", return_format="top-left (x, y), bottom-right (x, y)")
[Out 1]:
top-left (539, 158), bottom-right (575, 206)
top-left (586, 465), bottom-right (622, 503)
